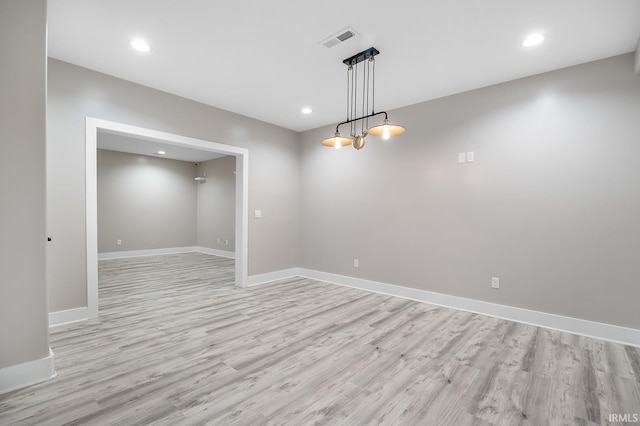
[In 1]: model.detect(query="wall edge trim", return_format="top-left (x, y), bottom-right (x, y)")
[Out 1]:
top-left (194, 246), bottom-right (236, 259)
top-left (49, 307), bottom-right (89, 327)
top-left (634, 37), bottom-right (640, 75)
top-left (244, 268), bottom-right (304, 287)
top-left (0, 348), bottom-right (56, 395)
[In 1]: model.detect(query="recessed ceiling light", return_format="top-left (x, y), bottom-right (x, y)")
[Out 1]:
top-left (301, 107), bottom-right (313, 114)
top-left (155, 151), bottom-right (166, 155)
top-left (522, 33), bottom-right (544, 47)
top-left (130, 39), bottom-right (151, 52)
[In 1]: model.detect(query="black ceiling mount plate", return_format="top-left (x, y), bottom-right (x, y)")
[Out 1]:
top-left (342, 47), bottom-right (380, 66)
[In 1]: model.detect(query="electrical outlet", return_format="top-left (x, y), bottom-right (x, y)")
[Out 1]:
top-left (491, 277), bottom-right (500, 289)
top-left (117, 239), bottom-right (122, 245)
top-left (224, 240), bottom-right (229, 245)
top-left (353, 259), bottom-right (359, 268)
top-left (467, 151), bottom-right (475, 162)
top-left (458, 152), bottom-right (466, 163)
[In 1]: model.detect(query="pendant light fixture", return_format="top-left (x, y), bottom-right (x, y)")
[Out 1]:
top-left (321, 132), bottom-right (353, 148)
top-left (321, 47), bottom-right (405, 150)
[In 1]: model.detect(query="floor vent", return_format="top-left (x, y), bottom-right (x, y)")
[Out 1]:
top-left (320, 27), bottom-right (358, 49)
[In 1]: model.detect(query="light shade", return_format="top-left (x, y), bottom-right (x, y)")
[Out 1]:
top-left (368, 119), bottom-right (406, 139)
top-left (321, 132), bottom-right (353, 148)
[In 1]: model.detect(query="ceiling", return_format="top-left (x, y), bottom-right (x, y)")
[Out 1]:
top-left (98, 129), bottom-right (226, 162)
top-left (48, 0), bottom-right (640, 133)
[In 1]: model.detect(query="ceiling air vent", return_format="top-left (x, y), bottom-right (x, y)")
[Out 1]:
top-left (320, 27), bottom-right (358, 49)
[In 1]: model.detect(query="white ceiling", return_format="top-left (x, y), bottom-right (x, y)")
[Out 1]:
top-left (49, 0), bottom-right (640, 133)
top-left (98, 129), bottom-right (226, 162)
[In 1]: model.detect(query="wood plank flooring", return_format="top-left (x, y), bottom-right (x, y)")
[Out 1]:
top-left (1, 252), bottom-right (639, 425)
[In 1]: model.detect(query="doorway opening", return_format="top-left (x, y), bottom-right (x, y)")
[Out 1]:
top-left (85, 117), bottom-right (249, 318)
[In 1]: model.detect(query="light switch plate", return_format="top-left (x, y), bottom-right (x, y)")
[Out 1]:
top-left (467, 151), bottom-right (475, 162)
top-left (254, 210), bottom-right (262, 218)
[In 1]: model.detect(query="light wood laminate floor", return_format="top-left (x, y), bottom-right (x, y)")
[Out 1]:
top-left (1, 253), bottom-right (639, 425)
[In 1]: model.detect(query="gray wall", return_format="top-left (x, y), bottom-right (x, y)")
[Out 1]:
top-left (196, 156), bottom-right (236, 251)
top-left (47, 58), bottom-right (300, 313)
top-left (0, 0), bottom-right (49, 368)
top-left (299, 53), bottom-right (640, 329)
top-left (46, 51), bottom-right (639, 331)
top-left (97, 149), bottom-right (198, 253)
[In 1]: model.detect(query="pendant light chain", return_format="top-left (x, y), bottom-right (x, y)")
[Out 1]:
top-left (372, 56), bottom-right (376, 115)
top-left (347, 65), bottom-right (352, 137)
top-left (321, 47), bottom-right (405, 150)
top-left (365, 57), bottom-right (371, 131)
top-left (346, 66), bottom-right (351, 124)
top-left (353, 62), bottom-right (358, 137)
top-left (361, 59), bottom-right (365, 136)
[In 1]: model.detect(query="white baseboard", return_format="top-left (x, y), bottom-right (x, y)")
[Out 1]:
top-left (194, 246), bottom-right (235, 259)
top-left (54, 248), bottom-right (235, 328)
top-left (0, 348), bottom-right (56, 395)
top-left (81, 249), bottom-right (640, 347)
top-left (291, 268), bottom-right (640, 348)
top-left (98, 246), bottom-right (199, 259)
top-left (245, 268), bottom-right (303, 287)
top-left (98, 246), bottom-right (237, 260)
top-left (249, 268), bottom-right (640, 347)
top-left (49, 307), bottom-right (90, 327)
